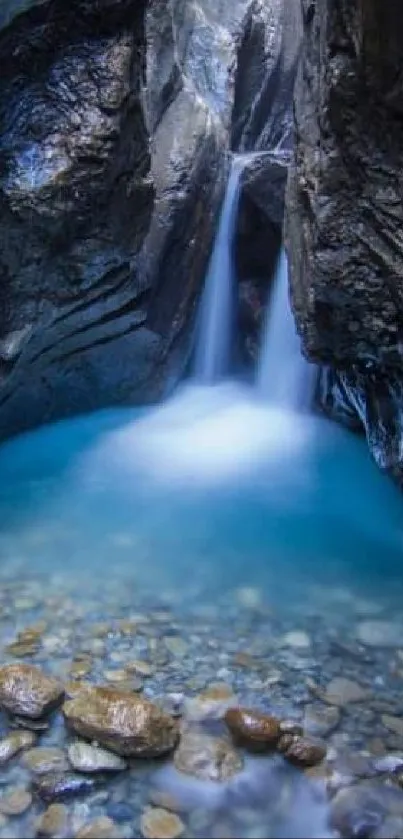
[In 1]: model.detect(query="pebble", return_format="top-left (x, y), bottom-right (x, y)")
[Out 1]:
top-left (0, 663), bottom-right (64, 718)
top-left (381, 715), bottom-right (403, 738)
top-left (0, 787), bottom-right (32, 816)
top-left (33, 773), bottom-right (98, 803)
top-left (224, 707), bottom-right (280, 751)
top-left (75, 816), bottom-right (120, 839)
top-left (324, 677), bottom-right (369, 706)
top-left (374, 754), bottom-right (403, 773)
top-left (164, 638), bottom-right (188, 659)
top-left (283, 736), bottom-right (326, 767)
top-left (126, 661), bottom-right (155, 677)
top-left (235, 587), bottom-right (262, 609)
top-left (23, 747), bottom-right (70, 775)
top-left (63, 686), bottom-right (179, 757)
top-left (281, 631), bottom-right (311, 649)
top-left (68, 742), bottom-right (127, 773)
top-left (140, 807), bottom-right (185, 839)
top-left (174, 726), bottom-right (243, 781)
top-left (0, 730), bottom-right (36, 764)
top-left (304, 704), bottom-right (341, 738)
top-left (357, 621), bottom-right (402, 647)
top-left (36, 803), bottom-right (69, 838)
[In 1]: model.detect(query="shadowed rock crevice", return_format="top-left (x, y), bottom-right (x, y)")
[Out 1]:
top-left (286, 0), bottom-right (403, 483)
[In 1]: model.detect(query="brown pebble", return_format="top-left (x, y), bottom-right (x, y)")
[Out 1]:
top-left (0, 730), bottom-right (36, 765)
top-left (0, 664), bottom-right (64, 718)
top-left (0, 788), bottom-right (32, 816)
top-left (36, 803), bottom-right (69, 838)
top-left (141, 807), bottom-right (185, 839)
top-left (224, 707), bottom-right (281, 751)
top-left (76, 816), bottom-right (120, 839)
top-left (284, 736), bottom-right (326, 767)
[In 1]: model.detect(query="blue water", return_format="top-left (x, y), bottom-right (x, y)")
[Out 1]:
top-left (0, 380), bottom-right (402, 610)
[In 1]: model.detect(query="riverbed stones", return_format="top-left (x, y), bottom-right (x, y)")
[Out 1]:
top-left (0, 787), bottom-right (32, 816)
top-left (174, 726), bottom-right (243, 781)
top-left (23, 747), bottom-right (70, 775)
top-left (324, 677), bottom-right (369, 706)
top-left (141, 808), bottom-right (185, 839)
top-left (36, 804), bottom-right (69, 838)
top-left (224, 707), bottom-right (281, 751)
top-left (356, 621), bottom-right (402, 648)
top-left (381, 715), bottom-right (403, 738)
top-left (68, 742), bottom-right (127, 773)
top-left (0, 730), bottom-right (36, 764)
top-left (282, 736), bottom-right (326, 768)
top-left (0, 664), bottom-right (64, 718)
top-left (281, 631), bottom-right (311, 649)
top-left (75, 817), bottom-right (120, 839)
top-left (63, 687), bottom-right (179, 757)
top-left (304, 704), bottom-right (341, 738)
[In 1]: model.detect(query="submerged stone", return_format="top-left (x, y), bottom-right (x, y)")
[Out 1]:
top-left (67, 741), bottom-right (126, 773)
top-left (0, 787), bottom-right (32, 816)
top-left (140, 807), bottom-right (185, 839)
top-left (23, 747), bottom-right (70, 775)
top-left (324, 677), bottom-right (369, 706)
top-left (63, 686), bottom-right (179, 757)
top-left (0, 730), bottom-right (36, 764)
top-left (0, 664), bottom-right (64, 718)
top-left (224, 707), bottom-right (281, 751)
top-left (36, 803), bottom-right (69, 838)
top-left (75, 817), bottom-right (121, 839)
top-left (174, 726), bottom-right (243, 781)
top-left (33, 773), bottom-right (99, 803)
top-left (283, 736), bottom-right (326, 767)
top-left (357, 621), bottom-right (402, 648)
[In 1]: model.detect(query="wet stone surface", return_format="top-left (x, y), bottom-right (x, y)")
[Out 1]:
top-left (0, 573), bottom-right (401, 837)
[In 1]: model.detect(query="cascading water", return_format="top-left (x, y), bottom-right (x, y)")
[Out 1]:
top-left (257, 247), bottom-right (316, 411)
top-left (195, 156), bottom-right (245, 383)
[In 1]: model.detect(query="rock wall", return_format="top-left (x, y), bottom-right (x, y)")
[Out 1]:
top-left (0, 0), bottom-right (300, 437)
top-left (286, 0), bottom-right (403, 482)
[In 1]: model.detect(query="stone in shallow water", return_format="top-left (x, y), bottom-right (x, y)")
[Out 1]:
top-left (356, 621), bottom-right (402, 648)
top-left (0, 664), bottom-right (64, 718)
top-left (0, 787), bottom-right (32, 815)
top-left (63, 686), bottom-right (179, 757)
top-left (381, 715), bottom-right (403, 738)
top-left (304, 704), bottom-right (341, 738)
top-left (174, 726), bottom-right (243, 781)
top-left (0, 730), bottom-right (36, 764)
top-left (324, 677), bottom-right (369, 706)
top-left (23, 747), bottom-right (70, 775)
top-left (75, 816), bottom-right (120, 839)
top-left (330, 783), bottom-right (387, 838)
top-left (36, 803), bottom-right (69, 838)
top-left (283, 736), bottom-right (326, 768)
top-left (224, 707), bottom-right (281, 751)
top-left (141, 807), bottom-right (185, 839)
top-left (281, 631), bottom-right (311, 649)
top-left (33, 773), bottom-right (99, 803)
top-left (68, 742), bottom-right (127, 773)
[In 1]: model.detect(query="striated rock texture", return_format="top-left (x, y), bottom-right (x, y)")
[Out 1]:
top-left (286, 0), bottom-right (403, 482)
top-left (0, 0), bottom-right (300, 437)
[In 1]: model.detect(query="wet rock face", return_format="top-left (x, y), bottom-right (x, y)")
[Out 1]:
top-left (285, 0), bottom-right (403, 482)
top-left (0, 0), bottom-right (298, 437)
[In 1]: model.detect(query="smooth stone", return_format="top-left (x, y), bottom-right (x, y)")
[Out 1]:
top-left (356, 621), bottom-right (402, 648)
top-left (63, 686), bottom-right (179, 757)
top-left (164, 638), bottom-right (188, 659)
top-left (148, 791), bottom-right (183, 814)
top-left (106, 803), bottom-right (135, 823)
top-left (281, 631), bottom-right (311, 649)
top-left (76, 816), bottom-right (120, 839)
top-left (68, 742), bottom-right (127, 773)
top-left (304, 704), bottom-right (341, 737)
top-left (174, 726), bottom-right (243, 782)
top-left (382, 715), bottom-right (403, 738)
top-left (33, 773), bottom-right (98, 802)
top-left (23, 747), bottom-right (70, 775)
top-left (36, 803), bottom-right (69, 838)
top-left (283, 736), bottom-right (326, 767)
top-left (126, 661), bottom-right (155, 678)
top-left (324, 677), bottom-right (369, 706)
top-left (141, 807), bottom-right (185, 839)
top-left (330, 783), bottom-right (386, 838)
top-left (235, 587), bottom-right (262, 609)
top-left (224, 707), bottom-right (281, 751)
top-left (0, 664), bottom-right (64, 718)
top-left (0, 730), bottom-right (36, 764)
top-left (0, 787), bottom-right (32, 816)
top-left (374, 754), bottom-right (403, 773)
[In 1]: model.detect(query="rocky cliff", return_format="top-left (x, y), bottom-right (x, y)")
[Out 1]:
top-left (286, 0), bottom-right (403, 482)
top-left (0, 0), bottom-right (299, 437)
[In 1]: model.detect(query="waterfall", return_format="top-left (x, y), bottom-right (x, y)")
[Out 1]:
top-left (195, 157), bottom-right (245, 383)
top-left (257, 247), bottom-right (316, 411)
